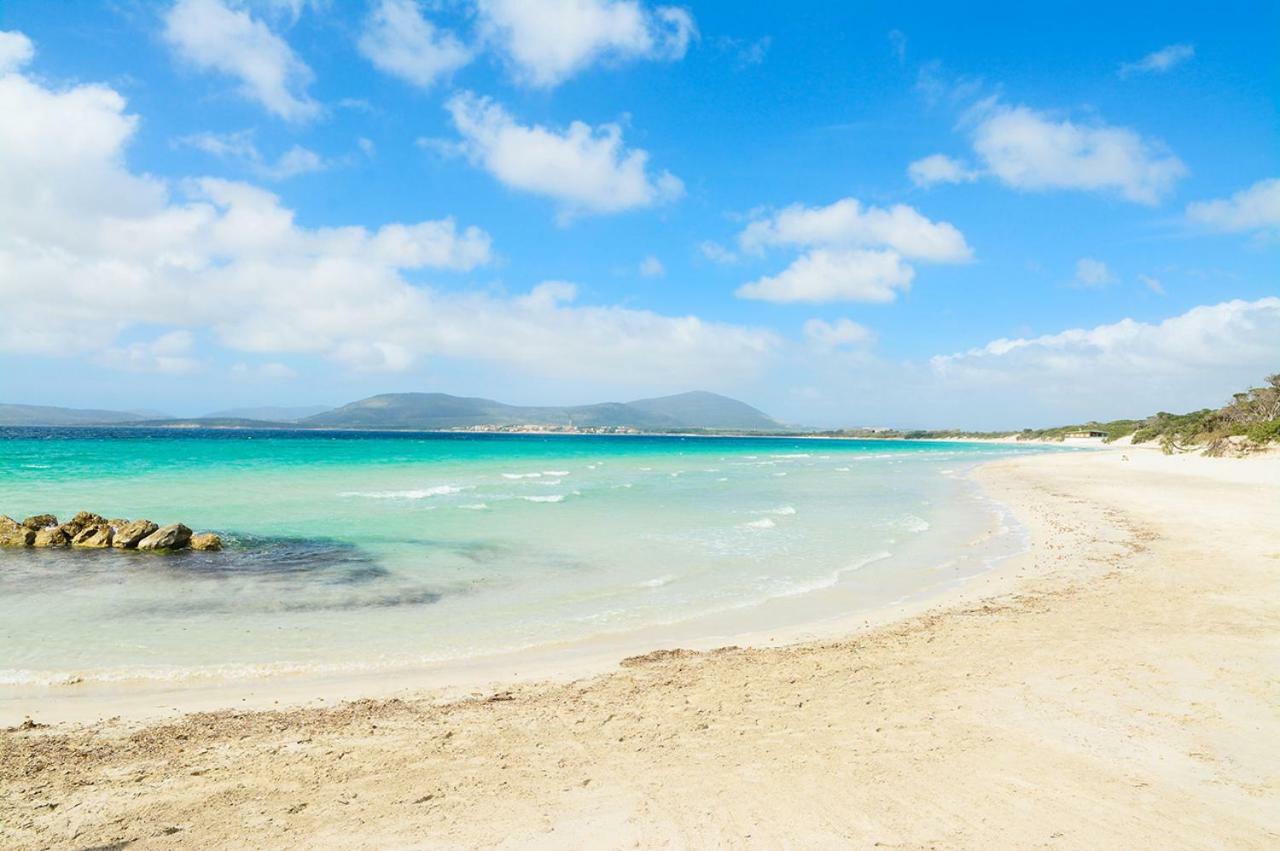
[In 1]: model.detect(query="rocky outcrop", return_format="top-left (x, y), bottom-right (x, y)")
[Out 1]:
top-left (33, 526), bottom-right (71, 548)
top-left (113, 519), bottom-right (159, 549)
top-left (137, 523), bottom-right (192, 551)
top-left (0, 513), bottom-right (221, 554)
top-left (189, 532), bottom-right (222, 551)
top-left (72, 524), bottom-right (114, 548)
top-left (0, 516), bottom-right (35, 547)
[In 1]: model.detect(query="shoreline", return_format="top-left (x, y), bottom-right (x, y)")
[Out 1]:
top-left (0, 452), bottom-right (1033, 726)
top-left (3, 447), bottom-right (1277, 847)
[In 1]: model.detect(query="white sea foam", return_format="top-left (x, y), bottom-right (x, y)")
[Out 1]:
top-left (902, 514), bottom-right (931, 533)
top-left (543, 470), bottom-right (570, 476)
top-left (834, 466), bottom-right (851, 472)
top-left (744, 517), bottom-right (776, 529)
top-left (759, 505), bottom-right (797, 516)
top-left (638, 575), bottom-right (676, 589)
top-left (339, 485), bottom-right (465, 499)
top-left (522, 494), bottom-right (565, 503)
top-left (458, 503), bottom-right (490, 511)
top-left (503, 472), bottom-right (542, 479)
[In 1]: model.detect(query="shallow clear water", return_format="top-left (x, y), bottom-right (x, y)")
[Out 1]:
top-left (0, 428), bottom-right (1054, 685)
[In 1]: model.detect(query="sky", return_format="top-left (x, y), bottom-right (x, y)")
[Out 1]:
top-left (0, 0), bottom-right (1277, 428)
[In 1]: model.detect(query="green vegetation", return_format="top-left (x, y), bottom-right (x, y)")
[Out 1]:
top-left (1017, 374), bottom-right (1280, 455)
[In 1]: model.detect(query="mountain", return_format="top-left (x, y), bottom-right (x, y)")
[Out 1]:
top-left (0, 403), bottom-right (157, 427)
top-left (303, 391), bottom-right (780, 432)
top-left (201, 405), bottom-right (333, 422)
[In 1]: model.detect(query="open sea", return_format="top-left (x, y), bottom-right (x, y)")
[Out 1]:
top-left (0, 428), bottom-right (1056, 687)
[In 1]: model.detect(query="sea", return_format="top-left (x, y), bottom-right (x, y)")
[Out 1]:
top-left (0, 428), bottom-right (1057, 688)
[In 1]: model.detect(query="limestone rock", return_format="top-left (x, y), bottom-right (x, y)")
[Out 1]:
top-left (137, 523), bottom-right (192, 551)
top-left (72, 524), bottom-right (114, 548)
top-left (63, 512), bottom-right (107, 537)
top-left (189, 532), bottom-right (222, 551)
top-left (0, 516), bottom-right (35, 547)
top-left (113, 519), bottom-right (159, 549)
top-left (21, 514), bottom-right (58, 530)
top-left (33, 526), bottom-right (71, 548)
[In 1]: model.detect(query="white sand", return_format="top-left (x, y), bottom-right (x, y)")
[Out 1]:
top-left (2, 447), bottom-right (1277, 848)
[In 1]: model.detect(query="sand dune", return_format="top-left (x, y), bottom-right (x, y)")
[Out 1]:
top-left (2, 448), bottom-right (1277, 849)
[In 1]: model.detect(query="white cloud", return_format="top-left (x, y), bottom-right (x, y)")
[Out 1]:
top-left (179, 131), bottom-right (326, 179)
top-left (970, 103), bottom-right (1186, 204)
top-left (803, 318), bottom-right (875, 350)
top-left (1138, 274), bottom-right (1165, 295)
top-left (163, 0), bottom-right (319, 121)
top-left (908, 153), bottom-right (978, 188)
top-left (0, 30), bottom-right (34, 72)
top-left (1119, 43), bottom-right (1194, 77)
top-left (231, 360), bottom-right (297, 380)
top-left (478, 0), bottom-right (696, 88)
top-left (736, 249), bottom-right (914, 304)
top-left (0, 42), bottom-right (775, 386)
top-left (698, 240), bottom-right (737, 264)
top-left (931, 299), bottom-right (1280, 402)
top-left (738, 197), bottom-right (972, 262)
top-left (446, 91), bottom-right (683, 218)
top-left (734, 198), bottom-right (969, 304)
top-left (101, 331), bottom-right (201, 375)
top-left (1185, 178), bottom-right (1280, 235)
top-left (639, 254), bottom-right (665, 277)
top-left (1073, 257), bottom-right (1114, 288)
top-left (357, 0), bottom-right (471, 89)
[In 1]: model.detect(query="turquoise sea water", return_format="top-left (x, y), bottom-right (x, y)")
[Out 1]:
top-left (0, 429), bottom-right (1053, 686)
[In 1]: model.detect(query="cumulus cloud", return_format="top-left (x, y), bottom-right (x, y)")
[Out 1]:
top-left (1073, 257), bottom-right (1115, 288)
top-left (698, 240), bottom-right (737, 264)
top-left (803, 318), bottom-right (876, 350)
top-left (737, 249), bottom-right (914, 304)
top-left (1119, 43), bottom-right (1194, 77)
top-left (970, 103), bottom-right (1186, 204)
top-left (907, 153), bottom-right (978, 188)
top-left (0, 40), bottom-right (774, 385)
top-left (739, 198), bottom-right (972, 262)
top-left (1185, 178), bottom-right (1280, 235)
top-left (639, 254), bottom-right (665, 277)
top-left (931, 299), bottom-right (1280, 406)
top-left (163, 0), bottom-right (319, 121)
top-left (0, 30), bottom-right (34, 72)
top-left (478, 0), bottom-right (696, 87)
top-left (357, 0), bottom-right (471, 88)
top-left (445, 91), bottom-right (683, 218)
top-left (179, 130), bottom-right (327, 179)
top-left (734, 198), bottom-right (970, 304)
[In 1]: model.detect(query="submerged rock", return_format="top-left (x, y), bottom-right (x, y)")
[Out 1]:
top-left (0, 516), bottom-right (35, 547)
top-left (33, 526), bottom-right (71, 548)
top-left (137, 523), bottom-right (192, 551)
top-left (189, 532), bottom-right (223, 551)
top-left (72, 523), bottom-right (114, 549)
top-left (113, 519), bottom-right (159, 549)
top-left (21, 514), bottom-right (58, 530)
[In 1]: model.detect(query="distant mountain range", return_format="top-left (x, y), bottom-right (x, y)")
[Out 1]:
top-left (0, 391), bottom-right (781, 432)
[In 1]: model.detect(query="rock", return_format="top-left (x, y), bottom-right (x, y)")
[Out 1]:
top-left (62, 512), bottom-right (107, 537)
top-left (113, 519), bottom-right (159, 549)
top-left (137, 523), bottom-right (192, 551)
top-left (189, 532), bottom-right (222, 551)
top-left (72, 524), bottom-right (113, 548)
top-left (33, 526), bottom-right (71, 548)
top-left (21, 514), bottom-right (58, 530)
top-left (0, 516), bottom-right (35, 547)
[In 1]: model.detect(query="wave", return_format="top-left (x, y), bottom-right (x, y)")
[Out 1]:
top-left (543, 470), bottom-right (570, 477)
top-left (521, 494), bottom-right (564, 503)
top-left (743, 517), bottom-right (776, 529)
top-left (458, 503), bottom-right (489, 511)
top-left (759, 505), bottom-right (797, 516)
top-left (502, 472), bottom-right (542, 479)
top-left (902, 514), bottom-right (930, 533)
top-left (340, 485), bottom-right (465, 499)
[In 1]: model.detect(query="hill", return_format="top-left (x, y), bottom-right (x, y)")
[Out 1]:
top-left (302, 391), bottom-right (780, 432)
top-left (201, 405), bottom-right (333, 422)
top-left (0, 403), bottom-right (157, 427)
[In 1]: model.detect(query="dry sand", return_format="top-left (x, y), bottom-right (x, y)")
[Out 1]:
top-left (2, 448), bottom-right (1278, 849)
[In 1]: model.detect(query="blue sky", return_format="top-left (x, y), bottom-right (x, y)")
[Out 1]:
top-left (0, 0), bottom-right (1277, 427)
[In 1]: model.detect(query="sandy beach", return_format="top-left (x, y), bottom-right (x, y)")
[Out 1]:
top-left (2, 446), bottom-right (1277, 849)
